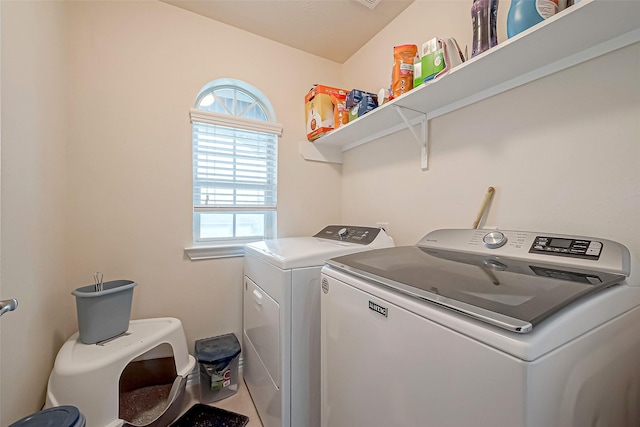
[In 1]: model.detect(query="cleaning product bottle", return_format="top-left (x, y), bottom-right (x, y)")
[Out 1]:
top-left (507, 0), bottom-right (559, 38)
top-left (471, 0), bottom-right (499, 58)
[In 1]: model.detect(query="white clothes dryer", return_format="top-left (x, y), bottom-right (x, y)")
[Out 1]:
top-left (243, 225), bottom-right (394, 427)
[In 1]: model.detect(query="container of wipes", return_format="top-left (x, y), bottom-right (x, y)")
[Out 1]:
top-left (391, 44), bottom-right (418, 98)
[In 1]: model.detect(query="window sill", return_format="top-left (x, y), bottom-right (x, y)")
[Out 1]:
top-left (184, 244), bottom-right (246, 260)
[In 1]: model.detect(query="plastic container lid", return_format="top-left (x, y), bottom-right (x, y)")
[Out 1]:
top-left (9, 406), bottom-right (85, 427)
top-left (195, 333), bottom-right (241, 364)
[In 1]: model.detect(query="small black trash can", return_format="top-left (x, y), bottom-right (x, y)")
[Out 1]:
top-left (195, 333), bottom-right (241, 403)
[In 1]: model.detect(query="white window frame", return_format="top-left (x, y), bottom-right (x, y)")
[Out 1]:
top-left (185, 80), bottom-right (282, 260)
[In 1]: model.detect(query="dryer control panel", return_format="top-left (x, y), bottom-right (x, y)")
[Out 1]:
top-left (314, 225), bottom-right (381, 244)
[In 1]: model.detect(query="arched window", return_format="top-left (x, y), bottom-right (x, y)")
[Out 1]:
top-left (190, 79), bottom-right (281, 253)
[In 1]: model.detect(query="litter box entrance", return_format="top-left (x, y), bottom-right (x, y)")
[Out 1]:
top-left (119, 343), bottom-right (184, 427)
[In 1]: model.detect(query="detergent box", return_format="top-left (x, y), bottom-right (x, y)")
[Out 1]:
top-left (414, 38), bottom-right (465, 88)
top-left (305, 85), bottom-right (348, 141)
top-left (414, 38), bottom-right (445, 88)
top-left (346, 90), bottom-right (378, 122)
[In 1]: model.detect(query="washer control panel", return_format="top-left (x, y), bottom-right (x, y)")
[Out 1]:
top-left (314, 225), bottom-right (381, 245)
top-left (417, 229), bottom-right (630, 276)
top-left (529, 236), bottom-right (603, 260)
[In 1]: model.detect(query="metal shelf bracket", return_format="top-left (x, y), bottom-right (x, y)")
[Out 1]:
top-left (393, 105), bottom-right (429, 171)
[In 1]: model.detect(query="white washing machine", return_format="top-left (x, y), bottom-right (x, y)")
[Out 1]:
top-left (321, 228), bottom-right (640, 427)
top-left (243, 225), bottom-right (394, 427)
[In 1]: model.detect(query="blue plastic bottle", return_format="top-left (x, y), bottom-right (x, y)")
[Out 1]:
top-left (507, 0), bottom-right (559, 38)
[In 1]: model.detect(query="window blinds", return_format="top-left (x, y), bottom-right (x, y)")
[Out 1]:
top-left (190, 109), bottom-right (281, 212)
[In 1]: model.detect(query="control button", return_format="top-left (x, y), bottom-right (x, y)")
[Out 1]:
top-left (586, 241), bottom-right (602, 256)
top-left (337, 227), bottom-right (348, 240)
top-left (483, 231), bottom-right (507, 249)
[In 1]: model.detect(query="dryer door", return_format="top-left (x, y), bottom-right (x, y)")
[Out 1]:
top-left (244, 276), bottom-right (281, 387)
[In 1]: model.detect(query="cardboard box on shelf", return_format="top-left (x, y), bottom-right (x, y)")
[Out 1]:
top-left (346, 89), bottom-right (378, 122)
top-left (414, 38), bottom-right (445, 88)
top-left (305, 85), bottom-right (348, 141)
top-left (414, 37), bottom-right (465, 88)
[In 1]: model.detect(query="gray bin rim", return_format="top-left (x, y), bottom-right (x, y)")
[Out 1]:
top-left (72, 280), bottom-right (136, 298)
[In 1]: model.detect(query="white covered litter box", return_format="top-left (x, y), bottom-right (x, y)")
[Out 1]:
top-left (45, 317), bottom-right (196, 427)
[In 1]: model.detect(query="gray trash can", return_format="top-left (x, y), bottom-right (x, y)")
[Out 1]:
top-left (195, 333), bottom-right (241, 403)
top-left (72, 280), bottom-right (136, 344)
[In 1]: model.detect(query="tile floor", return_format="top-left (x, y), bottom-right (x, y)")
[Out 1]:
top-left (178, 375), bottom-right (263, 427)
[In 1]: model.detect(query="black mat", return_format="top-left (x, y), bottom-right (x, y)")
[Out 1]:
top-left (170, 404), bottom-right (249, 427)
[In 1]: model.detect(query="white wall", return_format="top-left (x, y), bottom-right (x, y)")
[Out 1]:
top-left (339, 1), bottom-right (640, 256)
top-left (1, 1), bottom-right (70, 424)
top-left (65, 1), bottom-right (342, 352)
top-left (0, 0), bottom-right (343, 422)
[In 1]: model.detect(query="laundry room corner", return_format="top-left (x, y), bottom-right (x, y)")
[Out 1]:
top-left (338, 6), bottom-right (640, 252)
top-left (63, 0), bottom-right (345, 354)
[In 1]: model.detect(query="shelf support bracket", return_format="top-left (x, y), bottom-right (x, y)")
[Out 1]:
top-left (393, 105), bottom-right (428, 171)
top-left (298, 140), bottom-right (343, 163)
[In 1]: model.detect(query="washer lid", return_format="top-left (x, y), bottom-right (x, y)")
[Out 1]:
top-left (326, 245), bottom-right (626, 333)
top-left (9, 406), bottom-right (81, 427)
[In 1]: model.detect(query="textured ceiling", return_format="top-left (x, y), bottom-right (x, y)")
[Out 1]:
top-left (160, 0), bottom-right (414, 63)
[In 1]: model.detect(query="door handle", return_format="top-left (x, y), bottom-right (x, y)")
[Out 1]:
top-left (252, 289), bottom-right (263, 306)
top-left (0, 299), bottom-right (18, 317)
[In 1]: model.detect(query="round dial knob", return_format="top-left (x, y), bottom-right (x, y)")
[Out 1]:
top-left (483, 231), bottom-right (507, 249)
top-left (337, 227), bottom-right (348, 239)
